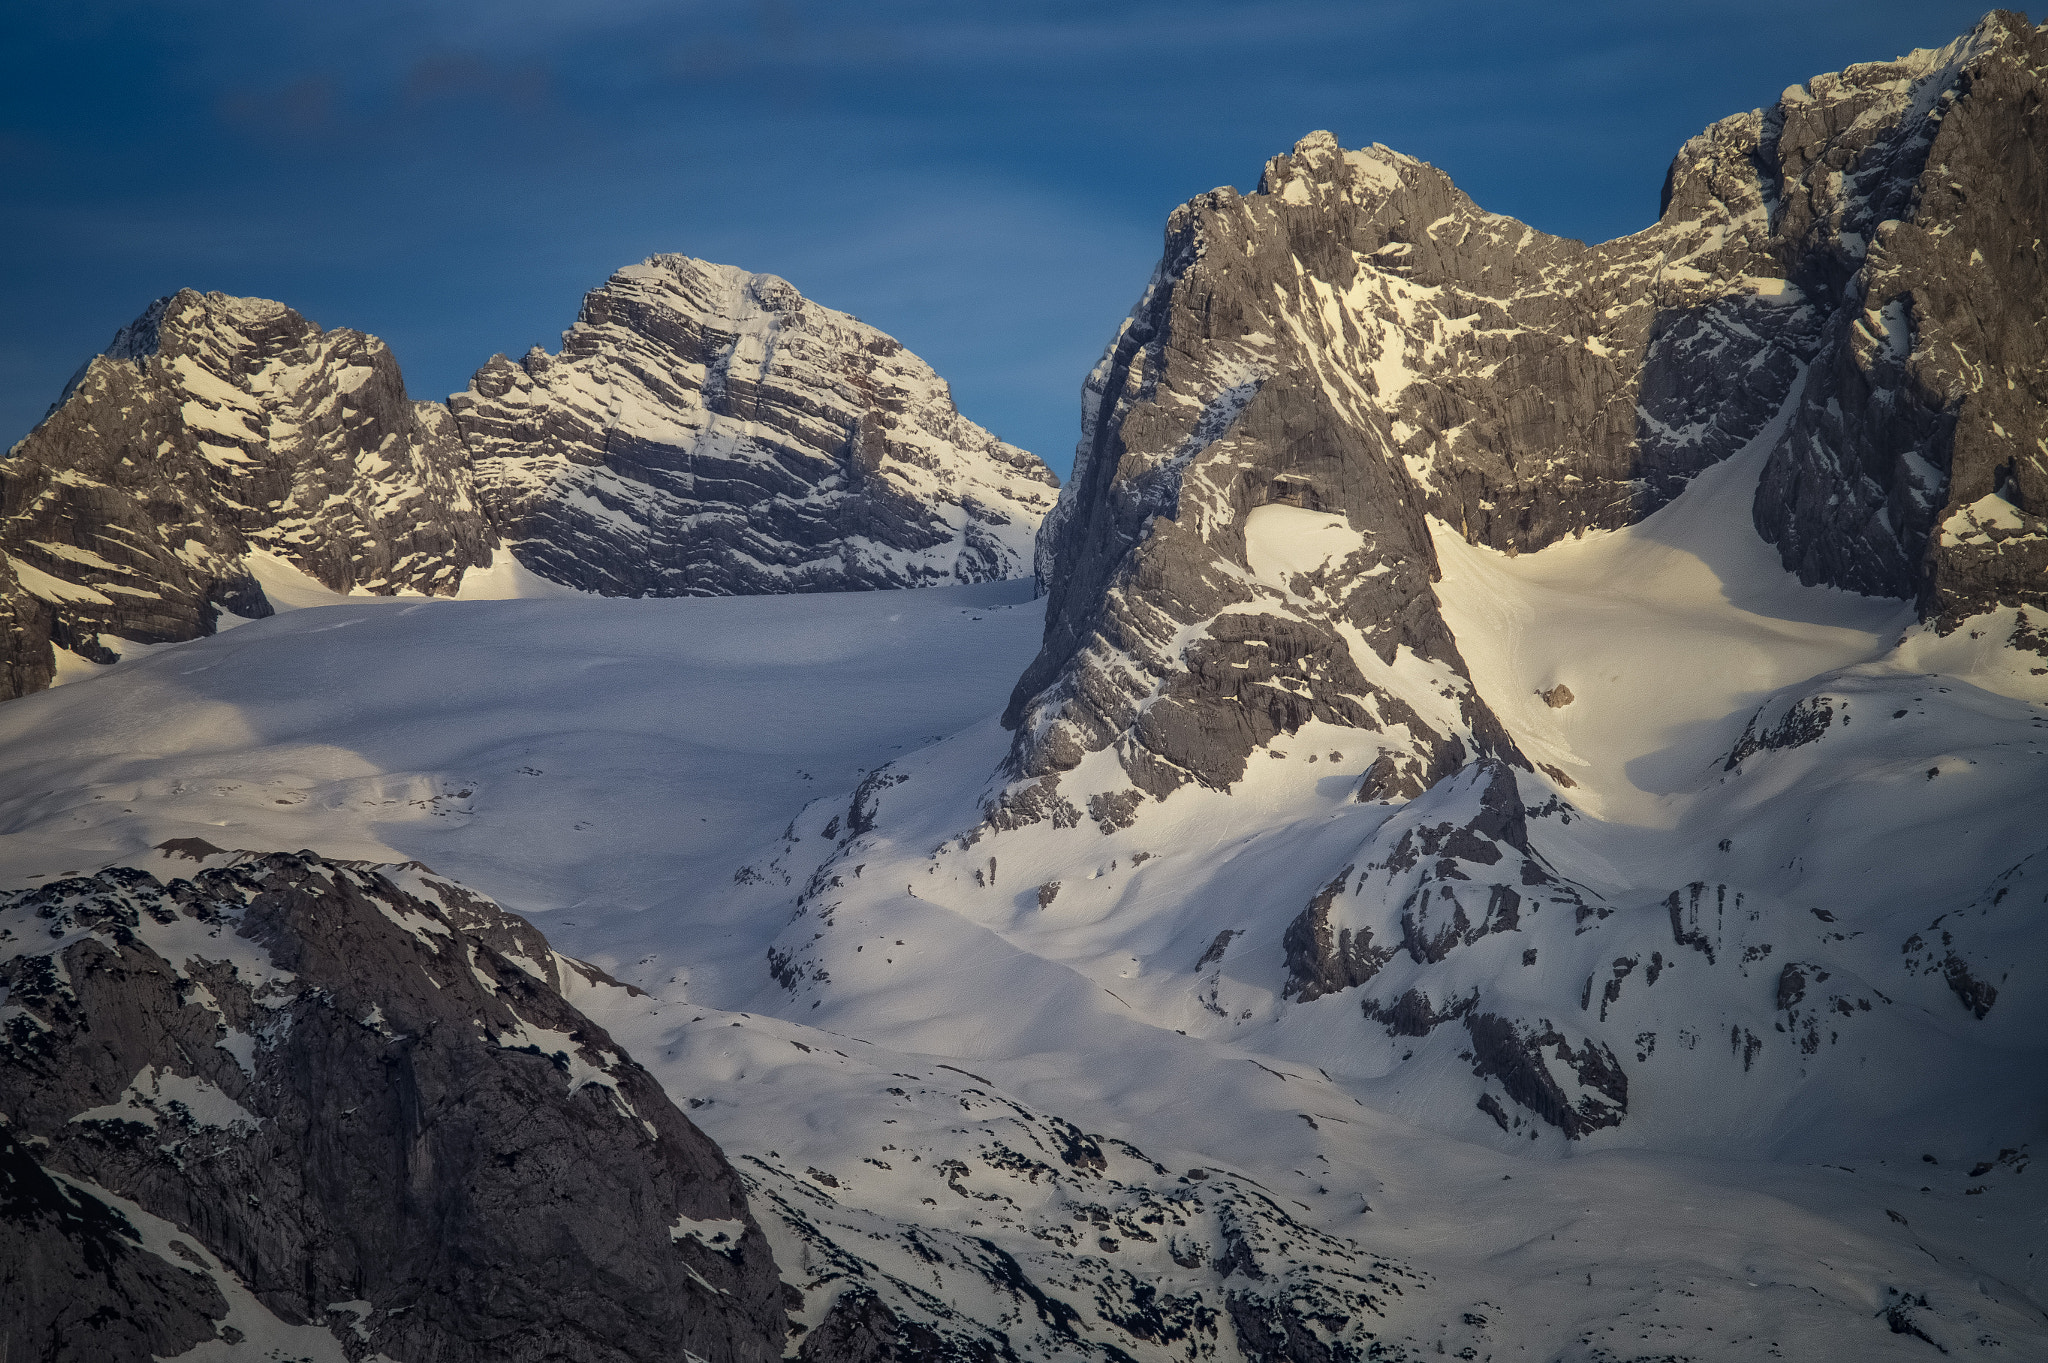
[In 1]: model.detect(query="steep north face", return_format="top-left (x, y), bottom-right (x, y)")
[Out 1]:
top-left (1006, 11), bottom-right (2046, 816)
top-left (1748, 14), bottom-right (2048, 624)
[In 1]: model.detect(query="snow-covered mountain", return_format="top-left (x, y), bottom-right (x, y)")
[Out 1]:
top-left (1, 528), bottom-right (2038, 1359)
top-left (452, 255), bottom-right (1059, 597)
top-left (1011, 10), bottom-right (2045, 826)
top-left (0, 289), bottom-right (493, 699)
top-left (2, 12), bottom-right (2045, 1363)
top-left (0, 260), bottom-right (1057, 702)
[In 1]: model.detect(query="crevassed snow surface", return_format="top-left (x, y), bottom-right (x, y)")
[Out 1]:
top-left (2, 455), bottom-right (2044, 1358)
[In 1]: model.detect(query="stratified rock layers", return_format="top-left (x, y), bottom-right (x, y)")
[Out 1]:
top-left (0, 258), bottom-right (1059, 701)
top-left (450, 256), bottom-right (1059, 597)
top-left (0, 290), bottom-right (493, 698)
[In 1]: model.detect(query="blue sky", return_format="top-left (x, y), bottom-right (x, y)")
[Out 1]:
top-left (0, 1), bottom-right (2015, 478)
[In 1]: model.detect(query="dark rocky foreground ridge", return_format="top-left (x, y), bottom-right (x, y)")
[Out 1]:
top-left (0, 847), bottom-right (789, 1362)
top-left (0, 258), bottom-right (1057, 700)
top-left (0, 844), bottom-right (1525, 1363)
top-left (1005, 10), bottom-right (2047, 813)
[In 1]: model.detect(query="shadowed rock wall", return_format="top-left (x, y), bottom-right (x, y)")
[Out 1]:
top-left (0, 849), bottom-right (790, 1363)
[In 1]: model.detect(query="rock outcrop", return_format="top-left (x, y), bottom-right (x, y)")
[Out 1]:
top-left (1005, 11), bottom-right (2048, 812)
top-left (731, 1066), bottom-right (1493, 1363)
top-left (1283, 762), bottom-right (1599, 1002)
top-left (1747, 14), bottom-right (2048, 625)
top-left (0, 290), bottom-right (493, 699)
top-left (0, 849), bottom-right (789, 1363)
top-left (0, 1124), bottom-right (232, 1363)
top-left (1273, 762), bottom-right (1629, 1139)
top-left (450, 256), bottom-right (1059, 596)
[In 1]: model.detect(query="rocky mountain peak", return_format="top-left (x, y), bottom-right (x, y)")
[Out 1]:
top-left (450, 252), bottom-right (1058, 597)
top-left (1749, 11), bottom-right (2047, 622)
top-left (1000, 12), bottom-right (2045, 832)
top-left (0, 288), bottom-right (493, 698)
top-left (0, 256), bottom-right (1059, 700)
top-left (98, 292), bottom-right (172, 362)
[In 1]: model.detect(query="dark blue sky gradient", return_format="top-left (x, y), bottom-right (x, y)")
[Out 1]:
top-left (0, 1), bottom-right (2016, 477)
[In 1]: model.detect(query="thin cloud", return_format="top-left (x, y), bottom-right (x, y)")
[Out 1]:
top-left (216, 73), bottom-right (336, 138)
top-left (402, 53), bottom-right (552, 110)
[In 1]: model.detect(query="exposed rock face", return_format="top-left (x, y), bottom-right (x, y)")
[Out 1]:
top-left (0, 1125), bottom-right (229, 1363)
top-left (795, 1287), bottom-right (1001, 1363)
top-left (1256, 659), bottom-right (2047, 1141)
top-left (1463, 1013), bottom-right (1629, 1140)
top-left (0, 849), bottom-right (788, 1363)
top-left (1280, 866), bottom-right (1389, 1003)
top-left (1277, 762), bottom-right (1618, 1140)
top-left (1749, 15), bottom-right (2048, 624)
top-left (1282, 762), bottom-right (1603, 1008)
top-left (1266, 762), bottom-right (1658, 1140)
top-left (0, 290), bottom-right (494, 698)
top-left (1006, 342), bottom-right (1525, 802)
top-left (737, 1074), bottom-right (1489, 1363)
top-left (1723, 693), bottom-right (1837, 769)
top-left (1899, 846), bottom-right (2039, 1023)
top-left (450, 256), bottom-right (1059, 596)
top-left (1, 260), bottom-right (1058, 702)
top-left (1006, 12), bottom-right (2046, 809)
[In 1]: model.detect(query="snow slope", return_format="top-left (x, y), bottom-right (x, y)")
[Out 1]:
top-left (0, 453), bottom-right (2042, 1358)
top-left (0, 576), bottom-right (1042, 928)
top-left (1430, 426), bottom-right (1917, 825)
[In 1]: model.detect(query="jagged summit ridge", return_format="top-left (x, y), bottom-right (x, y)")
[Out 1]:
top-left (1750, 11), bottom-right (2048, 623)
top-left (0, 287), bottom-right (493, 697)
top-left (451, 254), bottom-right (1059, 597)
top-left (0, 258), bottom-right (1058, 700)
top-left (1003, 9), bottom-right (2046, 828)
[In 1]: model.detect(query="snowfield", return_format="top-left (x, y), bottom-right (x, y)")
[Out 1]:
top-left (5, 561), bottom-right (1043, 928)
top-left (2, 449), bottom-right (2043, 1360)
